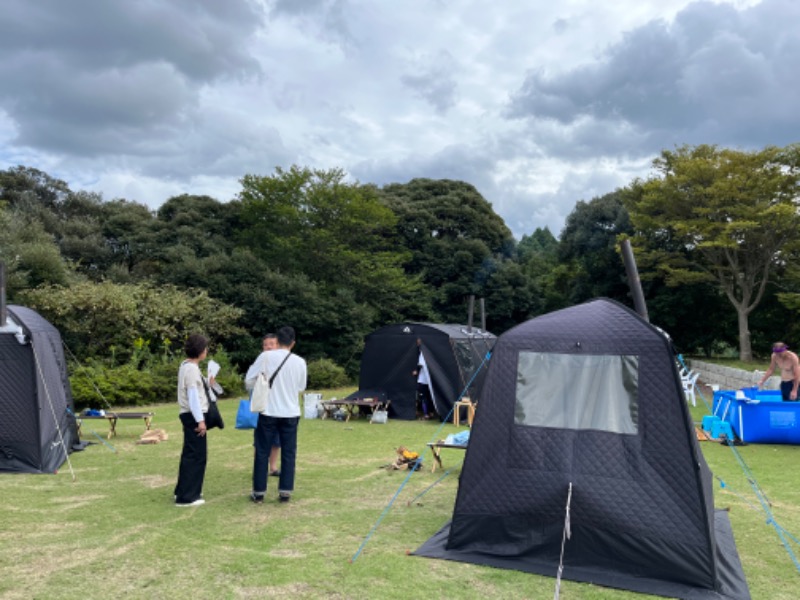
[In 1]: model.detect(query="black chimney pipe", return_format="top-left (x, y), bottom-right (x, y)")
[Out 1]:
top-left (467, 295), bottom-right (474, 332)
top-left (480, 297), bottom-right (486, 331)
top-left (0, 262), bottom-right (6, 328)
top-left (620, 239), bottom-right (649, 322)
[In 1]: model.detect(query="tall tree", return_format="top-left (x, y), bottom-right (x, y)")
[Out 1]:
top-left (238, 166), bottom-right (428, 321)
top-left (558, 190), bottom-right (633, 305)
top-left (625, 144), bottom-right (800, 360)
top-left (378, 178), bottom-right (515, 324)
top-left (0, 203), bottom-right (72, 295)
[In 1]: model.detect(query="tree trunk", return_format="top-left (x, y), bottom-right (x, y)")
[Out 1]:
top-left (737, 307), bottom-right (752, 361)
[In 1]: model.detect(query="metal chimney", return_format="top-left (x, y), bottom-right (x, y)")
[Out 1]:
top-left (480, 297), bottom-right (486, 331)
top-left (467, 295), bottom-right (474, 332)
top-left (0, 262), bottom-right (6, 328)
top-left (620, 239), bottom-right (649, 322)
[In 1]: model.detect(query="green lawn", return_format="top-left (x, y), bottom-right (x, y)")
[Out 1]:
top-left (1, 388), bottom-right (798, 599)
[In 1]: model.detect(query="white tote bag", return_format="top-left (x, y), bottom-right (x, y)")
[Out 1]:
top-left (250, 372), bottom-right (270, 413)
top-left (248, 352), bottom-right (292, 413)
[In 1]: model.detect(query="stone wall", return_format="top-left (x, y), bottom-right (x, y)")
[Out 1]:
top-left (687, 359), bottom-right (779, 390)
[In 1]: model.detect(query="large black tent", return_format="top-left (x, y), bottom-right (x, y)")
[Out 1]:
top-left (349, 323), bottom-right (495, 421)
top-left (0, 305), bottom-right (78, 473)
top-left (415, 299), bottom-right (750, 599)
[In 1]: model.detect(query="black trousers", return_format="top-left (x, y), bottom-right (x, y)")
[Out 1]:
top-left (174, 412), bottom-right (208, 503)
top-left (417, 383), bottom-right (433, 415)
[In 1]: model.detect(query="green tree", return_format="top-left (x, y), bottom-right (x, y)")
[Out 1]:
top-left (625, 144), bottom-right (800, 361)
top-left (517, 227), bottom-right (570, 315)
top-left (0, 166), bottom-right (70, 214)
top-left (378, 178), bottom-right (515, 323)
top-left (558, 191), bottom-right (633, 305)
top-left (0, 203), bottom-right (73, 295)
top-left (238, 166), bottom-right (428, 327)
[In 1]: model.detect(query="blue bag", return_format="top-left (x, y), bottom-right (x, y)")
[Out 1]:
top-left (235, 397), bottom-right (260, 430)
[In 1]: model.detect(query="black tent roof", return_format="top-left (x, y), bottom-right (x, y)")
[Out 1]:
top-left (351, 322), bottom-right (495, 420)
top-left (414, 299), bottom-right (749, 599)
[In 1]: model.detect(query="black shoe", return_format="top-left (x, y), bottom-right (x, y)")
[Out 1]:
top-left (279, 494), bottom-right (291, 503)
top-left (250, 493), bottom-right (264, 504)
top-left (270, 470), bottom-right (280, 477)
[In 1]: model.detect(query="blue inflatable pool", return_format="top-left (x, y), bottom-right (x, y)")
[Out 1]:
top-left (713, 389), bottom-right (800, 444)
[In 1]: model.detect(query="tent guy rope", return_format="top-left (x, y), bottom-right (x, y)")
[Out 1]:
top-left (31, 343), bottom-right (77, 481)
top-left (351, 349), bottom-right (492, 563)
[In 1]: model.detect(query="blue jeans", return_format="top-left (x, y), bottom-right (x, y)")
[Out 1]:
top-left (253, 415), bottom-right (298, 496)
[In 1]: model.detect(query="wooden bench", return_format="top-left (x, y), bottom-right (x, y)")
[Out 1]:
top-left (319, 398), bottom-right (390, 423)
top-left (78, 412), bottom-right (155, 439)
top-left (426, 442), bottom-right (468, 472)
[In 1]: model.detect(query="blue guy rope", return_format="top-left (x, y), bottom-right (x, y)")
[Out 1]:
top-left (722, 437), bottom-right (800, 573)
top-left (406, 466), bottom-right (459, 506)
top-left (693, 381), bottom-right (800, 572)
top-left (350, 462), bottom-right (418, 563)
top-left (67, 407), bottom-right (117, 453)
top-left (350, 350), bottom-right (493, 563)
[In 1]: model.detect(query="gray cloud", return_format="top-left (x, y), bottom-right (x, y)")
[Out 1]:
top-left (400, 51), bottom-right (459, 114)
top-left (507, 0), bottom-right (800, 154)
top-left (1, 0), bottom-right (796, 240)
top-left (0, 0), bottom-right (265, 159)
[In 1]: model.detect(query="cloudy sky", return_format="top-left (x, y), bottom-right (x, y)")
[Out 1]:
top-left (1, 0), bottom-right (797, 238)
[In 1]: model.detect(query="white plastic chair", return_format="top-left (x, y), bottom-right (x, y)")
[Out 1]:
top-left (682, 371), bottom-right (700, 406)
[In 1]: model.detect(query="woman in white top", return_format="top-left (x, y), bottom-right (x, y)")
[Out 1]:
top-left (174, 334), bottom-right (211, 507)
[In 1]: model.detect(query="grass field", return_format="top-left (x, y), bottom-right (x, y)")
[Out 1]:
top-left (1, 387), bottom-right (798, 599)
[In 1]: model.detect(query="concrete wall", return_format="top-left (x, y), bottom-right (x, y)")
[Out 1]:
top-left (687, 359), bottom-right (779, 391)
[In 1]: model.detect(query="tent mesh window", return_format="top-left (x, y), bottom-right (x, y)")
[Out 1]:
top-left (514, 352), bottom-right (639, 435)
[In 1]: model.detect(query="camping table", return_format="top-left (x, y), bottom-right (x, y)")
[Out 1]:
top-left (319, 398), bottom-right (390, 422)
top-left (78, 412), bottom-right (155, 439)
top-left (426, 442), bottom-right (467, 472)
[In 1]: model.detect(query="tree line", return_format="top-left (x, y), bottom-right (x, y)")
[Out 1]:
top-left (2, 144), bottom-right (799, 393)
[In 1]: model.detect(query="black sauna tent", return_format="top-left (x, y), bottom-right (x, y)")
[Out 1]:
top-left (0, 305), bottom-right (78, 473)
top-left (349, 323), bottom-right (496, 420)
top-left (415, 299), bottom-right (750, 599)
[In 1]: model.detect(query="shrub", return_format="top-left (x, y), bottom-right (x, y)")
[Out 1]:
top-left (306, 358), bottom-right (351, 389)
top-left (19, 280), bottom-right (245, 364)
top-left (68, 340), bottom-right (243, 409)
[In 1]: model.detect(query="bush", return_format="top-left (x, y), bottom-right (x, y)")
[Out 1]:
top-left (306, 358), bottom-right (351, 389)
top-left (68, 340), bottom-right (243, 409)
top-left (19, 280), bottom-right (245, 364)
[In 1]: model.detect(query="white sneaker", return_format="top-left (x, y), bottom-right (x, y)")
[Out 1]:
top-left (176, 498), bottom-right (205, 507)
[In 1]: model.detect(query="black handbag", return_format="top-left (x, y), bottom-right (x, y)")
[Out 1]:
top-left (202, 377), bottom-right (225, 430)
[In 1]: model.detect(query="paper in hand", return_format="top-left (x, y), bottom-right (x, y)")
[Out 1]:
top-left (208, 359), bottom-right (221, 379)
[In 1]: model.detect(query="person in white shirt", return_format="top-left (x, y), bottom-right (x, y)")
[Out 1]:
top-left (174, 334), bottom-right (213, 507)
top-left (246, 326), bottom-right (307, 503)
top-left (260, 333), bottom-right (281, 476)
top-left (411, 338), bottom-right (435, 419)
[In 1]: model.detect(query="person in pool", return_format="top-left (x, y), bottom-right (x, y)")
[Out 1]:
top-left (757, 342), bottom-right (800, 401)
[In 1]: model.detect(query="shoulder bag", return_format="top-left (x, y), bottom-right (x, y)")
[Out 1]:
top-left (202, 377), bottom-right (225, 430)
top-left (250, 352), bottom-right (292, 413)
